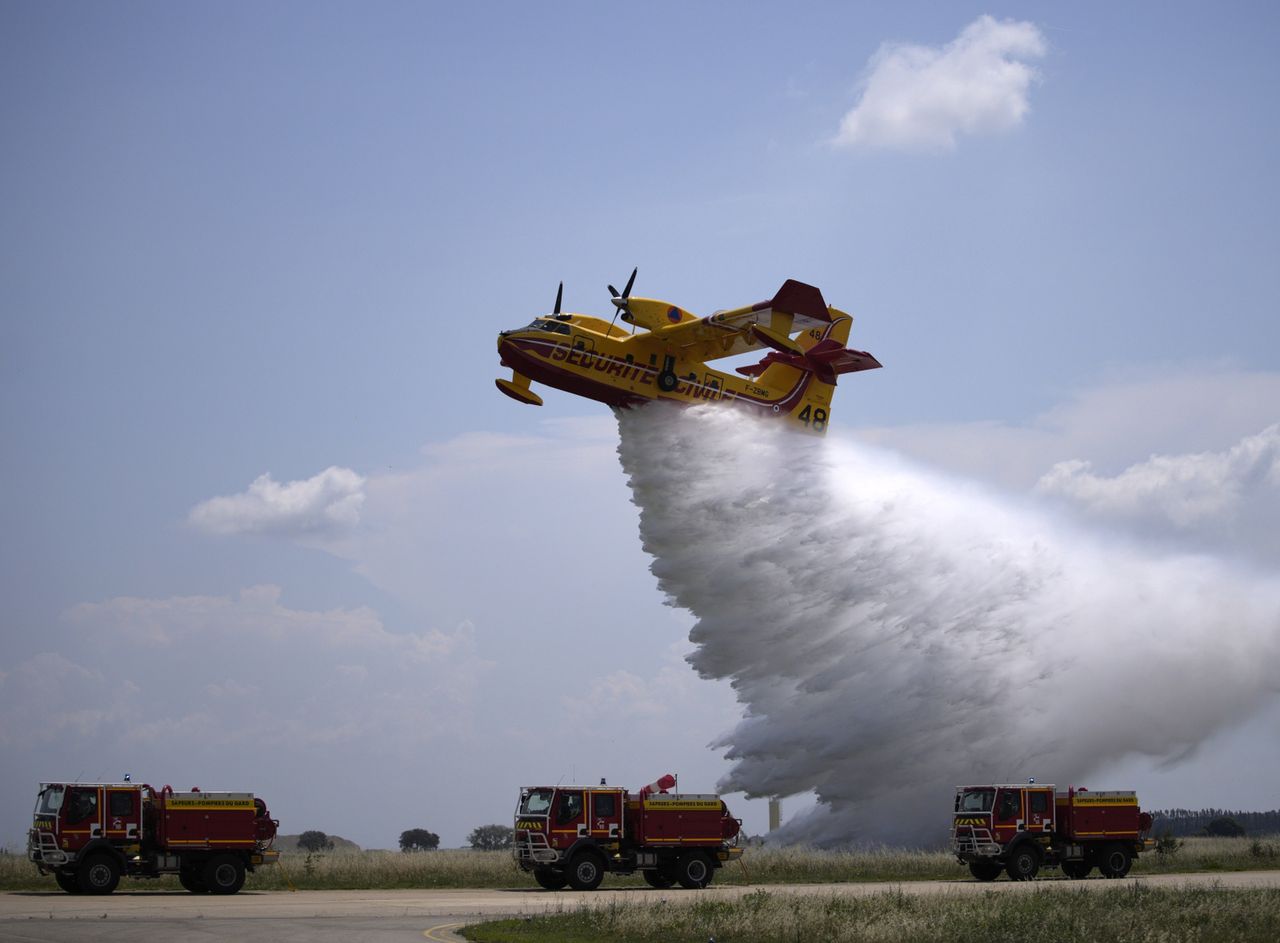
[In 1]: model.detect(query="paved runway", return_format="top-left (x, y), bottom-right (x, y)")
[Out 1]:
top-left (4, 871), bottom-right (1279, 942)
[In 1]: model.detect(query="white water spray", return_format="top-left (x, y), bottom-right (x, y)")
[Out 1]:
top-left (616, 404), bottom-right (1280, 845)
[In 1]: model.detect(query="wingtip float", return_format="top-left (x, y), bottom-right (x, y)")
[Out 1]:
top-left (496, 271), bottom-right (881, 434)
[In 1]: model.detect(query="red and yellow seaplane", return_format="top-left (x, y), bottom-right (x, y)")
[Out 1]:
top-left (495, 270), bottom-right (881, 433)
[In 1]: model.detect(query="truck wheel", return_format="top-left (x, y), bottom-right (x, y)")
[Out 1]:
top-left (566, 851), bottom-right (605, 891)
top-left (676, 852), bottom-right (713, 889)
top-left (54, 871), bottom-right (82, 894)
top-left (533, 868), bottom-right (567, 890)
top-left (1061, 860), bottom-right (1092, 880)
top-left (179, 869), bottom-right (208, 893)
top-left (203, 854), bottom-right (246, 894)
top-left (1005, 845), bottom-right (1041, 882)
top-left (643, 869), bottom-right (675, 889)
top-left (968, 860), bottom-right (1002, 882)
top-left (78, 854), bottom-right (121, 894)
top-left (1099, 844), bottom-right (1132, 879)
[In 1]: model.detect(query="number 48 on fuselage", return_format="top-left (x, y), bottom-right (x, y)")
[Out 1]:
top-left (495, 272), bottom-right (881, 433)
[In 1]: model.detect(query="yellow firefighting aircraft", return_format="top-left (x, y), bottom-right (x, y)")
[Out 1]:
top-left (496, 270), bottom-right (881, 433)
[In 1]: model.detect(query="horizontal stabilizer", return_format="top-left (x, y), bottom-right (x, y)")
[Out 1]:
top-left (734, 340), bottom-right (882, 385)
top-left (805, 340), bottom-right (883, 375)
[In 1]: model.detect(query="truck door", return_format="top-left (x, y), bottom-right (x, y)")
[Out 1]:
top-left (552, 789), bottom-right (587, 845)
top-left (1026, 788), bottom-right (1053, 833)
top-left (589, 789), bottom-right (624, 840)
top-left (61, 786), bottom-right (102, 852)
top-left (994, 787), bottom-right (1024, 838)
top-left (105, 786), bottom-right (141, 845)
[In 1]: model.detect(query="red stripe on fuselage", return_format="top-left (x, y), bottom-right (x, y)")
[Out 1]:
top-left (499, 336), bottom-right (817, 417)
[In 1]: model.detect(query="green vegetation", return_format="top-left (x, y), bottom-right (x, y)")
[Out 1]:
top-left (468, 824), bottom-right (515, 851)
top-left (400, 828), bottom-right (441, 852)
top-left (2, 837), bottom-right (1278, 892)
top-left (460, 884), bottom-right (1280, 943)
top-left (1152, 808), bottom-right (1280, 836)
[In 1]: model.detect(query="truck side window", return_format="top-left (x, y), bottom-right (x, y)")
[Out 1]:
top-left (594, 793), bottom-right (617, 817)
top-left (1030, 792), bottom-right (1049, 815)
top-left (66, 789), bottom-right (97, 822)
top-left (998, 791), bottom-right (1021, 819)
top-left (110, 792), bottom-right (135, 817)
top-left (557, 792), bottom-right (583, 823)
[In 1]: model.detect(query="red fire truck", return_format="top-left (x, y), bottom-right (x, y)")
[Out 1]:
top-left (27, 781), bottom-right (279, 895)
top-left (952, 782), bottom-right (1154, 881)
top-left (513, 774), bottom-right (743, 890)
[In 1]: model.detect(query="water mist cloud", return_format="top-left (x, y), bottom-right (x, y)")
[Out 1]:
top-left (616, 404), bottom-right (1280, 846)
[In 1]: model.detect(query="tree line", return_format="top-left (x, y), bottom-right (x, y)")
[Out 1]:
top-left (293, 825), bottom-right (513, 853)
top-left (1149, 808), bottom-right (1280, 837)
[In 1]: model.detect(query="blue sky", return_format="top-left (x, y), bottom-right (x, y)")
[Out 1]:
top-left (2, 1), bottom-right (1279, 849)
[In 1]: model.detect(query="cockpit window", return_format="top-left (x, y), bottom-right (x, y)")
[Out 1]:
top-left (958, 789), bottom-right (995, 813)
top-left (518, 319), bottom-right (570, 335)
top-left (519, 789), bottom-right (554, 815)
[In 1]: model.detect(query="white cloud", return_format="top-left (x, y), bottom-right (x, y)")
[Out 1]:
top-left (1036, 424), bottom-right (1280, 528)
top-left (25, 586), bottom-right (491, 749)
top-left (833, 15), bottom-right (1046, 152)
top-left (857, 367), bottom-right (1280, 565)
top-left (188, 466), bottom-right (365, 538)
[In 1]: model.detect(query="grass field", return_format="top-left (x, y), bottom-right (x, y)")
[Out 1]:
top-left (459, 883), bottom-right (1280, 943)
top-left (2, 836), bottom-right (1278, 892)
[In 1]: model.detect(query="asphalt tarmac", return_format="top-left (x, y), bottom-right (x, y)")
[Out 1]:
top-left (4, 871), bottom-right (1280, 942)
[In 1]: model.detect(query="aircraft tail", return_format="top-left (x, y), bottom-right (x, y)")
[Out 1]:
top-left (747, 313), bottom-right (881, 432)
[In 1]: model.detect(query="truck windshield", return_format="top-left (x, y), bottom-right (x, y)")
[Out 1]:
top-left (36, 785), bottom-right (64, 815)
top-left (958, 789), bottom-right (995, 813)
top-left (519, 789), bottom-right (554, 815)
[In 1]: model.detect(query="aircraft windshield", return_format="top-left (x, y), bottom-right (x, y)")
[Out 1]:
top-left (36, 785), bottom-right (64, 815)
top-left (519, 788), bottom-right (554, 815)
top-left (957, 789), bottom-right (995, 813)
top-left (515, 319), bottom-right (570, 335)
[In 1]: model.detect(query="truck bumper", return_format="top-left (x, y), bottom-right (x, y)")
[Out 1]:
top-left (27, 829), bottom-right (70, 869)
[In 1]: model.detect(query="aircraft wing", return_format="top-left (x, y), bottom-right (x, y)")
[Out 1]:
top-left (656, 279), bottom-right (834, 361)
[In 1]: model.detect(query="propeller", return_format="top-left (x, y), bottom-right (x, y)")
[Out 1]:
top-left (608, 267), bottom-right (638, 323)
top-left (552, 281), bottom-right (567, 319)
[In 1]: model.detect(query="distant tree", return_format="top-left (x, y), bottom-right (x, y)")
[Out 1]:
top-left (1154, 828), bottom-right (1182, 856)
top-left (1203, 817), bottom-right (1246, 837)
top-left (400, 828), bottom-right (440, 852)
top-left (467, 824), bottom-right (513, 851)
top-left (298, 830), bottom-right (334, 853)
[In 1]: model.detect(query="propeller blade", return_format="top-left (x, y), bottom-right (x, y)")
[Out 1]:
top-left (622, 267), bottom-right (637, 299)
top-left (608, 284), bottom-right (620, 298)
top-left (554, 282), bottom-right (563, 315)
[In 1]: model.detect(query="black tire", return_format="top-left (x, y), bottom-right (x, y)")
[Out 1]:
top-left (643, 869), bottom-right (675, 889)
top-left (533, 868), bottom-right (567, 890)
top-left (203, 854), bottom-right (246, 895)
top-left (675, 851), bottom-right (713, 889)
top-left (968, 859), bottom-right (1002, 882)
top-left (1005, 845), bottom-right (1041, 882)
top-left (78, 854), bottom-right (121, 895)
top-left (1099, 844), bottom-right (1132, 879)
top-left (178, 869), bottom-right (208, 893)
top-left (657, 371), bottom-right (678, 392)
top-left (54, 871), bottom-right (82, 894)
top-left (566, 852), bottom-right (605, 891)
top-left (1061, 860), bottom-right (1092, 880)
